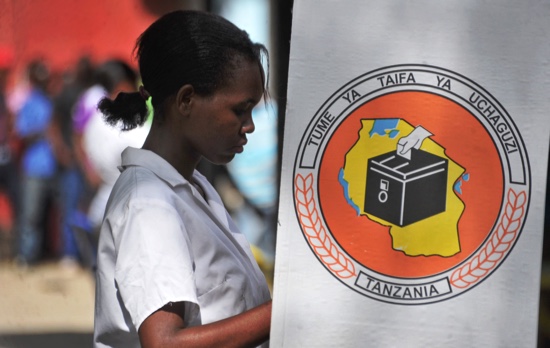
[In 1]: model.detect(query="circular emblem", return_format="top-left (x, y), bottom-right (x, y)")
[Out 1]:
top-left (293, 64), bottom-right (531, 305)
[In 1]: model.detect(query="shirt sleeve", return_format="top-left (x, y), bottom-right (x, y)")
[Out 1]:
top-left (113, 198), bottom-right (200, 330)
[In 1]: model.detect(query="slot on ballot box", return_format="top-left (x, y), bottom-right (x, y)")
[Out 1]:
top-left (364, 148), bottom-right (448, 226)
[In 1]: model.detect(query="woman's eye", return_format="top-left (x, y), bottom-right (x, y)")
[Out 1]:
top-left (233, 102), bottom-right (255, 117)
top-left (234, 108), bottom-right (248, 116)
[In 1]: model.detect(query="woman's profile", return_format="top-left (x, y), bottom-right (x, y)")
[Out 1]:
top-left (93, 10), bottom-right (272, 348)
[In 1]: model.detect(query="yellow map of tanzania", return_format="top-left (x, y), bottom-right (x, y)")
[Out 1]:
top-left (342, 119), bottom-right (465, 257)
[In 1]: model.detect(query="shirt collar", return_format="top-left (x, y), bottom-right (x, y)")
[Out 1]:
top-left (120, 147), bottom-right (190, 187)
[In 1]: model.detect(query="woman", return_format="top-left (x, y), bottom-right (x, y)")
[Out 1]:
top-left (93, 11), bottom-right (272, 348)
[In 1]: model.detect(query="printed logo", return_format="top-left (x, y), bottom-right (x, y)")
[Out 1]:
top-left (293, 64), bottom-right (530, 304)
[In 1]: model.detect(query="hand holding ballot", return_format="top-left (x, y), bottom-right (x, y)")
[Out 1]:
top-left (397, 125), bottom-right (432, 160)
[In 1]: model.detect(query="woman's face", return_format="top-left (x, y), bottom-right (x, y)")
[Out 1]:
top-left (183, 59), bottom-right (264, 164)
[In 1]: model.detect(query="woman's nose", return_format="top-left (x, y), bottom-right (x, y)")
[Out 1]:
top-left (241, 116), bottom-right (255, 134)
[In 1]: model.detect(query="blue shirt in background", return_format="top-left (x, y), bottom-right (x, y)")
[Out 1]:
top-left (15, 88), bottom-right (56, 178)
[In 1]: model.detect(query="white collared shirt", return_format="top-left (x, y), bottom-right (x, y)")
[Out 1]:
top-left (93, 147), bottom-right (271, 348)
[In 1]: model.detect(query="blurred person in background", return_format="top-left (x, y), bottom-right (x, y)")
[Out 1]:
top-left (63, 59), bottom-right (147, 269)
top-left (14, 59), bottom-right (56, 266)
top-left (80, 59), bottom-right (149, 260)
top-left (0, 46), bottom-right (18, 259)
top-left (48, 56), bottom-right (95, 268)
top-left (72, 62), bottom-right (112, 195)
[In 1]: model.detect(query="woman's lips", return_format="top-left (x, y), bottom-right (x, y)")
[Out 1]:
top-left (233, 139), bottom-right (247, 153)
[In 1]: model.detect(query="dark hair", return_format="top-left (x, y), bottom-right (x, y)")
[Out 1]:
top-left (27, 59), bottom-right (50, 91)
top-left (74, 55), bottom-right (95, 88)
top-left (95, 59), bottom-right (137, 94)
top-left (99, 10), bottom-right (268, 131)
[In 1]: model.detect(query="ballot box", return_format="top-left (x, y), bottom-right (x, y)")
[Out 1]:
top-left (364, 148), bottom-right (448, 226)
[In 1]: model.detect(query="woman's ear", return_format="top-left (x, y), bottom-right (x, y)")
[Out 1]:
top-left (176, 84), bottom-right (195, 116)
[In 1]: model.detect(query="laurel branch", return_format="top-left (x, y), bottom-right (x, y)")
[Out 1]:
top-left (294, 173), bottom-right (356, 279)
top-left (450, 189), bottom-right (527, 289)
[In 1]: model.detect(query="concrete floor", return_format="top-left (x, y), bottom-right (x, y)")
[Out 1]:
top-left (0, 261), bottom-right (94, 348)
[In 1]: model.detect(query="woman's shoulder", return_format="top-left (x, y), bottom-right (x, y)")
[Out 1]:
top-left (110, 162), bottom-right (201, 209)
top-left (112, 164), bottom-right (177, 203)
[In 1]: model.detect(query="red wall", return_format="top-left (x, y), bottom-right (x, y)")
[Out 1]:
top-left (0, 0), bottom-right (158, 81)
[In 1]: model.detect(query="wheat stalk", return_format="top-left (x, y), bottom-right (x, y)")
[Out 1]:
top-left (295, 173), bottom-right (356, 279)
top-left (450, 189), bottom-right (526, 289)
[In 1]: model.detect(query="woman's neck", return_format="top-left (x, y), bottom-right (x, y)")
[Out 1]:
top-left (142, 124), bottom-right (199, 182)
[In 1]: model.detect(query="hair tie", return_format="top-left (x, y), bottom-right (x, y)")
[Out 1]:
top-left (139, 85), bottom-right (151, 101)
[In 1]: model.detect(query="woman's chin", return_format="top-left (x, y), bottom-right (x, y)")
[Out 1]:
top-left (205, 154), bottom-right (236, 165)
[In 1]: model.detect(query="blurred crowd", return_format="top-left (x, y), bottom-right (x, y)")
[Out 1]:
top-left (0, 47), bottom-right (151, 271)
top-left (0, 45), bottom-right (278, 279)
